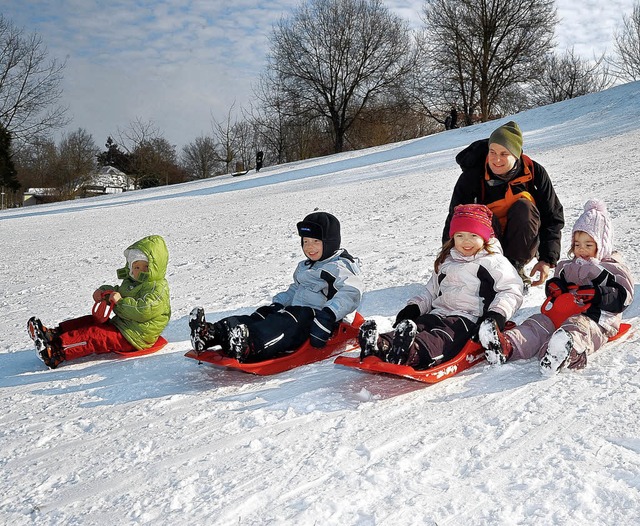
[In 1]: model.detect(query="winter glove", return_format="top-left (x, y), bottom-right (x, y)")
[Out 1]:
top-left (481, 311), bottom-right (507, 331)
top-left (251, 303), bottom-right (283, 320)
top-left (545, 277), bottom-right (569, 299)
top-left (310, 308), bottom-right (336, 348)
top-left (575, 285), bottom-right (599, 306)
top-left (393, 304), bottom-right (421, 328)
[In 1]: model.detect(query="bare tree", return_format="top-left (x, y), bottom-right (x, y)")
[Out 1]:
top-left (530, 49), bottom-right (613, 106)
top-left (211, 103), bottom-right (255, 173)
top-left (250, 73), bottom-right (333, 164)
top-left (13, 137), bottom-right (57, 190)
top-left (267, 0), bottom-right (415, 153)
top-left (0, 15), bottom-right (69, 144)
top-left (54, 128), bottom-right (99, 198)
top-left (610, 2), bottom-right (640, 81)
top-left (420, 0), bottom-right (556, 123)
top-left (181, 136), bottom-right (220, 179)
top-left (130, 137), bottom-right (181, 188)
top-left (116, 118), bottom-right (179, 188)
top-left (116, 117), bottom-right (162, 154)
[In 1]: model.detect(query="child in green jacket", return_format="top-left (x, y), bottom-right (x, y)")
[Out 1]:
top-left (28, 235), bottom-right (171, 369)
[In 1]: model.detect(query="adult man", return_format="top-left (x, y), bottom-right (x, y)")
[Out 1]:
top-left (442, 121), bottom-right (564, 287)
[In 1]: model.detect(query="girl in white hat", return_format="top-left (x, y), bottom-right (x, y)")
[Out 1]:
top-left (479, 199), bottom-right (635, 374)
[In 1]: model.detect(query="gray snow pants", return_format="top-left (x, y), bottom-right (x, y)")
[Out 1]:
top-left (506, 313), bottom-right (608, 361)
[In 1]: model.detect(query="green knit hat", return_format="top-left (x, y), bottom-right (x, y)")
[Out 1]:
top-left (489, 121), bottom-right (523, 158)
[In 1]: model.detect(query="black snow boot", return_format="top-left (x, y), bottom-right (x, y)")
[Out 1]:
top-left (387, 319), bottom-right (417, 365)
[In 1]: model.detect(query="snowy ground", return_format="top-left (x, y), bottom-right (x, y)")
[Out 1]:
top-left (1, 82), bottom-right (639, 526)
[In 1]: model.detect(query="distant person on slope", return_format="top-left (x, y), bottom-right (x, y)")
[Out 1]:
top-left (359, 205), bottom-right (523, 369)
top-left (189, 212), bottom-right (363, 362)
top-left (478, 199), bottom-right (634, 375)
top-left (28, 235), bottom-right (171, 369)
top-left (442, 121), bottom-right (564, 289)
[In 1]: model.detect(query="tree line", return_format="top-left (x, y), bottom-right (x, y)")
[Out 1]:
top-left (2, 0), bottom-right (640, 207)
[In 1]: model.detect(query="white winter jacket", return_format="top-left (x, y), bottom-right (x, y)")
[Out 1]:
top-left (273, 249), bottom-right (364, 320)
top-left (408, 239), bottom-right (524, 324)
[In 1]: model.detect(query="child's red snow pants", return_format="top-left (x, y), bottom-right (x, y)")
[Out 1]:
top-left (57, 315), bottom-right (135, 361)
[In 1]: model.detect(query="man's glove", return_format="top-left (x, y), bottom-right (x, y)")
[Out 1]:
top-left (393, 304), bottom-right (421, 328)
top-left (545, 277), bottom-right (569, 299)
top-left (251, 303), bottom-right (283, 320)
top-left (310, 308), bottom-right (336, 348)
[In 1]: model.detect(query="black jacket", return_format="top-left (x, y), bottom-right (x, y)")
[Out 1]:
top-left (442, 139), bottom-right (564, 266)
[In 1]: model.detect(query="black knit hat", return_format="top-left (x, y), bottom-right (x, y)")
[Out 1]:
top-left (296, 212), bottom-right (341, 261)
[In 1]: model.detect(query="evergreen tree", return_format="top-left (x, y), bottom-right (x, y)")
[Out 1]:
top-left (97, 136), bottom-right (130, 173)
top-left (0, 124), bottom-right (19, 193)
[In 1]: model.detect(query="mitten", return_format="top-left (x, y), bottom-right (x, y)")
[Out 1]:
top-left (545, 277), bottom-right (569, 299)
top-left (393, 304), bottom-right (421, 328)
top-left (251, 303), bottom-right (283, 320)
top-left (575, 285), bottom-right (599, 306)
top-left (310, 308), bottom-right (336, 348)
top-left (480, 311), bottom-right (507, 331)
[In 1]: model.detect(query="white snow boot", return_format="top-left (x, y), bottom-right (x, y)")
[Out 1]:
top-left (540, 328), bottom-right (573, 376)
top-left (478, 318), bottom-right (512, 365)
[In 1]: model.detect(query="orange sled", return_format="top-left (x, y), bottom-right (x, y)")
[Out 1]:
top-left (113, 336), bottom-right (169, 357)
top-left (184, 312), bottom-right (364, 376)
top-left (334, 323), bottom-right (632, 383)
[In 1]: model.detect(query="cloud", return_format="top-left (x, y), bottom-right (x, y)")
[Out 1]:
top-left (4, 0), bottom-right (636, 151)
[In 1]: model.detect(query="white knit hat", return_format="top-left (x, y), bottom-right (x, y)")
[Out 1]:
top-left (572, 199), bottom-right (613, 260)
top-left (125, 248), bottom-right (149, 277)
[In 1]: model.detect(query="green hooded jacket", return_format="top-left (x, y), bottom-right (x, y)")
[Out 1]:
top-left (100, 235), bottom-right (171, 350)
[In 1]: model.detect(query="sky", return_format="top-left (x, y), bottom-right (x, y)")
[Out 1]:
top-left (2, 0), bottom-right (637, 152)
top-left (1, 81), bottom-right (639, 524)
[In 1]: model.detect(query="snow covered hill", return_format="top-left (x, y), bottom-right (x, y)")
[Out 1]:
top-left (1, 82), bottom-right (639, 526)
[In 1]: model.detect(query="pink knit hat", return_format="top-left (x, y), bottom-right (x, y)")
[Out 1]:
top-left (572, 199), bottom-right (613, 260)
top-left (449, 204), bottom-right (495, 242)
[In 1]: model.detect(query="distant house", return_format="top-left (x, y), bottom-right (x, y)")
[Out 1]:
top-left (23, 166), bottom-right (134, 206)
top-left (23, 188), bottom-right (57, 206)
top-left (78, 166), bottom-right (133, 197)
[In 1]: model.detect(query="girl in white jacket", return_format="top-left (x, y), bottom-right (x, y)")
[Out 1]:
top-left (359, 204), bottom-right (524, 369)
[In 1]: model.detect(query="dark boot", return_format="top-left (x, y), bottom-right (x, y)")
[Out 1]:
top-left (228, 323), bottom-right (251, 362)
top-left (189, 308), bottom-right (221, 353)
top-left (358, 320), bottom-right (379, 361)
top-left (387, 320), bottom-right (417, 365)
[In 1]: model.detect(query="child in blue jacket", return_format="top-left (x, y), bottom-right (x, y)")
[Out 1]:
top-left (189, 212), bottom-right (363, 362)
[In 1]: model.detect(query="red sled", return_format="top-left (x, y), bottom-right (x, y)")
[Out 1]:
top-left (334, 322), bottom-right (632, 384)
top-left (114, 336), bottom-right (169, 357)
top-left (335, 337), bottom-right (485, 384)
top-left (184, 312), bottom-right (364, 376)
